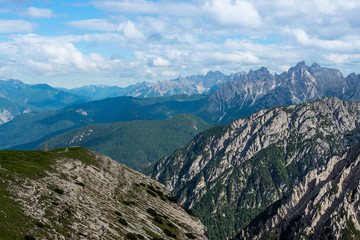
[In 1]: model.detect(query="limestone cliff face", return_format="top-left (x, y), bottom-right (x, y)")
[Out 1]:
top-left (206, 62), bottom-right (360, 124)
top-left (238, 143), bottom-right (360, 240)
top-left (147, 98), bottom-right (360, 239)
top-left (0, 147), bottom-right (207, 240)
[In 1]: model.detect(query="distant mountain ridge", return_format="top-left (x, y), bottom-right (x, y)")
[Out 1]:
top-left (0, 79), bottom-right (90, 124)
top-left (206, 62), bottom-right (360, 123)
top-left (0, 95), bottom-right (208, 150)
top-left (67, 71), bottom-right (229, 100)
top-left (66, 62), bottom-right (360, 125)
top-left (3, 61), bottom-right (360, 128)
top-left (2, 61), bottom-right (360, 153)
top-left (146, 98), bottom-right (360, 239)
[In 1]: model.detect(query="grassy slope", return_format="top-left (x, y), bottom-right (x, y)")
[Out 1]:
top-left (0, 149), bottom-right (65, 239)
top-left (0, 147), bottom-right (109, 239)
top-left (37, 114), bottom-right (212, 170)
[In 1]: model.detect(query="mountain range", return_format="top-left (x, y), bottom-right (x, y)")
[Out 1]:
top-left (0, 94), bottom-right (208, 150)
top-left (2, 62), bottom-right (360, 153)
top-left (206, 62), bottom-right (360, 123)
top-left (66, 62), bottom-right (360, 125)
top-left (146, 97), bottom-right (360, 239)
top-left (0, 79), bottom-right (90, 124)
top-left (1, 61), bottom-right (360, 240)
top-left (67, 71), bottom-right (229, 100)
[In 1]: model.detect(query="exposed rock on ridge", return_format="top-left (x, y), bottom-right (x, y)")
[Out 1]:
top-left (147, 97), bottom-right (360, 239)
top-left (0, 147), bottom-right (207, 239)
top-left (238, 143), bottom-right (360, 240)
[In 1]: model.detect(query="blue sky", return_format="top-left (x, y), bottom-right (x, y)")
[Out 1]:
top-left (0, 0), bottom-right (359, 88)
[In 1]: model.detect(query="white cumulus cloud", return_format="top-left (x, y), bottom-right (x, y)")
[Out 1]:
top-left (203, 0), bottom-right (262, 28)
top-left (25, 7), bottom-right (55, 18)
top-left (67, 19), bottom-right (117, 32)
top-left (0, 34), bottom-right (121, 77)
top-left (117, 20), bottom-right (145, 41)
top-left (147, 57), bottom-right (171, 67)
top-left (0, 19), bottom-right (35, 33)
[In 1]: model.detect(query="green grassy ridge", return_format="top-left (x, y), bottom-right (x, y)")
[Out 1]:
top-left (36, 114), bottom-right (212, 170)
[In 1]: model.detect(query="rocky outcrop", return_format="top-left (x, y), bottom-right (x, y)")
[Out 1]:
top-left (0, 147), bottom-right (207, 239)
top-left (238, 143), bottom-right (360, 240)
top-left (147, 98), bottom-right (360, 239)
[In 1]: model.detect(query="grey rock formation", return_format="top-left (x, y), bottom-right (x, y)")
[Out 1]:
top-left (147, 98), bottom-right (360, 239)
top-left (238, 143), bottom-right (360, 240)
top-left (206, 62), bottom-right (360, 124)
top-left (69, 71), bottom-right (229, 100)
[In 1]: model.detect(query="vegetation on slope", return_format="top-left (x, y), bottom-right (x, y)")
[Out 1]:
top-left (1, 94), bottom-right (209, 150)
top-left (148, 98), bottom-right (360, 239)
top-left (36, 114), bottom-right (212, 170)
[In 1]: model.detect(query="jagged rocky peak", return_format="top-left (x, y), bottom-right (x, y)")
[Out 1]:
top-left (147, 97), bottom-right (360, 239)
top-left (237, 142), bottom-right (360, 240)
top-left (206, 61), bottom-right (360, 124)
top-left (0, 147), bottom-right (207, 239)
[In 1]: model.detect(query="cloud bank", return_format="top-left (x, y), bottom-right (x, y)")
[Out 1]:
top-left (0, 0), bottom-right (359, 87)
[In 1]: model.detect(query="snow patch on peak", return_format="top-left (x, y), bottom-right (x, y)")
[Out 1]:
top-left (76, 109), bottom-right (88, 116)
top-left (0, 109), bottom-right (13, 124)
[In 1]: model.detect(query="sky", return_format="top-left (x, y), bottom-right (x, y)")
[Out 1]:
top-left (0, 0), bottom-right (359, 88)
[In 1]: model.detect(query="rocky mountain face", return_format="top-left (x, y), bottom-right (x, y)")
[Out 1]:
top-left (124, 71), bottom-right (229, 98)
top-left (0, 147), bottom-right (207, 239)
top-left (238, 143), bottom-right (360, 240)
top-left (146, 98), bottom-right (360, 239)
top-left (68, 71), bottom-right (229, 100)
top-left (206, 62), bottom-right (360, 124)
top-left (343, 73), bottom-right (360, 102)
top-left (0, 79), bottom-right (90, 124)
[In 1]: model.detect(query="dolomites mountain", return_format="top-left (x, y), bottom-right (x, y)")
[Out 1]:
top-left (147, 97), bottom-right (360, 239)
top-left (0, 147), bottom-right (207, 239)
top-left (69, 71), bottom-right (229, 100)
top-left (3, 62), bottom-right (360, 152)
top-left (238, 143), bottom-right (360, 240)
top-left (121, 71), bottom-right (229, 98)
top-left (207, 62), bottom-right (360, 123)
